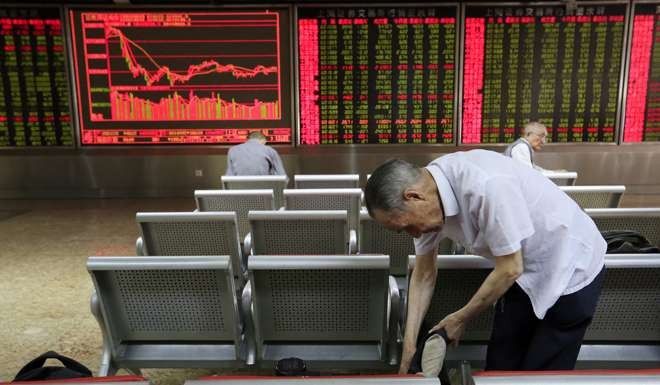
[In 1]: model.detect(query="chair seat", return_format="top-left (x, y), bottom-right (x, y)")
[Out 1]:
top-left (115, 343), bottom-right (245, 368)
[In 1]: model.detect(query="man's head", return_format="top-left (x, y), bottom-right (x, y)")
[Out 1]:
top-left (365, 159), bottom-right (444, 238)
top-left (248, 131), bottom-right (267, 144)
top-left (523, 121), bottom-right (548, 151)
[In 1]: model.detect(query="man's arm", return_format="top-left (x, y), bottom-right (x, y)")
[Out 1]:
top-left (268, 148), bottom-right (287, 176)
top-left (399, 249), bottom-right (438, 374)
top-left (431, 249), bottom-right (523, 343)
top-left (225, 151), bottom-right (235, 176)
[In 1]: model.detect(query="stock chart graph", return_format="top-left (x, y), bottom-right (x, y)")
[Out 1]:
top-left (70, 10), bottom-right (291, 144)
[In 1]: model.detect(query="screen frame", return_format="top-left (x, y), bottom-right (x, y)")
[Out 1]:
top-left (65, 3), bottom-right (295, 149)
top-left (294, 2), bottom-right (461, 146)
top-left (0, 4), bottom-right (77, 150)
top-left (459, 0), bottom-right (630, 146)
top-left (619, 0), bottom-right (660, 145)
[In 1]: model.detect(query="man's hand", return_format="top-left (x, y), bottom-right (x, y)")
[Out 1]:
top-left (398, 343), bottom-right (416, 374)
top-left (430, 311), bottom-right (465, 347)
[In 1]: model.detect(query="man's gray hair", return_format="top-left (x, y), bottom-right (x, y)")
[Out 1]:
top-left (523, 121), bottom-right (546, 136)
top-left (365, 159), bottom-right (423, 216)
top-left (248, 130), bottom-right (267, 140)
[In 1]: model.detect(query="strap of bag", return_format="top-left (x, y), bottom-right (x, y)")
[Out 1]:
top-left (14, 351), bottom-right (91, 381)
top-left (601, 230), bottom-right (658, 253)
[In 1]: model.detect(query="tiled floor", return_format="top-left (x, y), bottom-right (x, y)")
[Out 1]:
top-left (0, 194), bottom-right (658, 383)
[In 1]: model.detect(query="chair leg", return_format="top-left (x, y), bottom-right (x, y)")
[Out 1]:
top-left (126, 368), bottom-right (143, 376)
top-left (92, 291), bottom-right (117, 377)
top-left (99, 359), bottom-right (118, 377)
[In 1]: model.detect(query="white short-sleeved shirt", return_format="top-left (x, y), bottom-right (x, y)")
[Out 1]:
top-left (414, 150), bottom-right (605, 319)
top-left (510, 139), bottom-right (534, 168)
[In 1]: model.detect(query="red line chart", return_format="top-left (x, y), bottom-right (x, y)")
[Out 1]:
top-left (75, 11), bottom-right (284, 123)
top-left (107, 25), bottom-right (279, 87)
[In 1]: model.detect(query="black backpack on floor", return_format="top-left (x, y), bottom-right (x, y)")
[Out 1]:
top-left (13, 351), bottom-right (92, 382)
top-left (601, 230), bottom-right (660, 254)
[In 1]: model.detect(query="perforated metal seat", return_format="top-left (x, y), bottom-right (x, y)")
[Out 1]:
top-left (559, 185), bottom-right (625, 208)
top-left (135, 212), bottom-right (244, 280)
top-left (408, 254), bottom-right (660, 366)
top-left (195, 189), bottom-right (274, 242)
top-left (186, 376), bottom-right (439, 385)
top-left (294, 174), bottom-right (360, 189)
top-left (587, 208), bottom-right (660, 246)
top-left (221, 175), bottom-right (288, 209)
top-left (284, 188), bottom-right (362, 234)
top-left (242, 254), bottom-right (400, 369)
top-left (87, 255), bottom-right (247, 376)
top-left (247, 210), bottom-right (356, 255)
top-left (471, 371), bottom-right (660, 385)
top-left (542, 170), bottom-right (577, 186)
top-left (359, 210), bottom-right (453, 276)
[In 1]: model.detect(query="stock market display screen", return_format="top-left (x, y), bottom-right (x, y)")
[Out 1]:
top-left (624, 3), bottom-right (660, 142)
top-left (298, 6), bottom-right (457, 144)
top-left (69, 9), bottom-right (292, 145)
top-left (462, 4), bottom-right (626, 144)
top-left (0, 7), bottom-right (72, 147)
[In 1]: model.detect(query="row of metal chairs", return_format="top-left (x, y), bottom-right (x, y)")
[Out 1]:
top-left (5, 375), bottom-right (440, 385)
top-left (136, 207), bottom-right (660, 280)
top-left (12, 371), bottom-right (660, 385)
top-left (220, 170), bottom-right (580, 208)
top-left (87, 253), bottom-right (660, 375)
top-left (88, 254), bottom-right (399, 375)
top-left (412, 254), bottom-right (660, 367)
top-left (196, 189), bottom-right (361, 240)
top-left (200, 185), bottom-right (625, 242)
top-left (135, 208), bottom-right (452, 279)
top-left (229, 171), bottom-right (578, 189)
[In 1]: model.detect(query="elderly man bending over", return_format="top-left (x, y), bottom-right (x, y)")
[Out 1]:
top-left (365, 150), bottom-right (605, 375)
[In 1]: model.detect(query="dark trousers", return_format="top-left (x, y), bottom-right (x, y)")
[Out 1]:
top-left (485, 268), bottom-right (605, 370)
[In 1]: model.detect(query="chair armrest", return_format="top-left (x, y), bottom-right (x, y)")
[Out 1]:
top-left (193, 208), bottom-right (199, 212)
top-left (243, 233), bottom-right (252, 261)
top-left (135, 237), bottom-right (144, 256)
top-left (611, 192), bottom-right (624, 208)
top-left (349, 229), bottom-right (357, 254)
top-left (388, 275), bottom-right (401, 366)
top-left (241, 282), bottom-right (256, 366)
top-left (91, 290), bottom-right (114, 376)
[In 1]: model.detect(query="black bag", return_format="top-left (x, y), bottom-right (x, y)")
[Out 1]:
top-left (274, 357), bottom-right (319, 376)
top-left (13, 351), bottom-right (92, 382)
top-left (601, 230), bottom-right (660, 254)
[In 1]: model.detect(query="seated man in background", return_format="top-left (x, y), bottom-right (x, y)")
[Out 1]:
top-left (503, 121), bottom-right (549, 171)
top-left (225, 131), bottom-right (286, 176)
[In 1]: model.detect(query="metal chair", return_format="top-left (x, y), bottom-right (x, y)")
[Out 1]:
top-left (221, 175), bottom-right (288, 209)
top-left (10, 376), bottom-right (150, 385)
top-left (359, 209), bottom-right (452, 276)
top-left (284, 188), bottom-right (362, 234)
top-left (294, 174), bottom-right (360, 189)
top-left (470, 369), bottom-right (660, 385)
top-left (542, 170), bottom-right (578, 186)
top-left (408, 253), bottom-right (660, 367)
top-left (88, 255), bottom-right (247, 376)
top-left (195, 189), bottom-right (274, 242)
top-left (135, 212), bottom-right (244, 281)
top-left (559, 185), bottom-right (625, 208)
top-left (242, 254), bottom-right (400, 369)
top-left (247, 210), bottom-right (356, 255)
top-left (186, 375), bottom-right (439, 385)
top-left (587, 208), bottom-right (660, 246)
